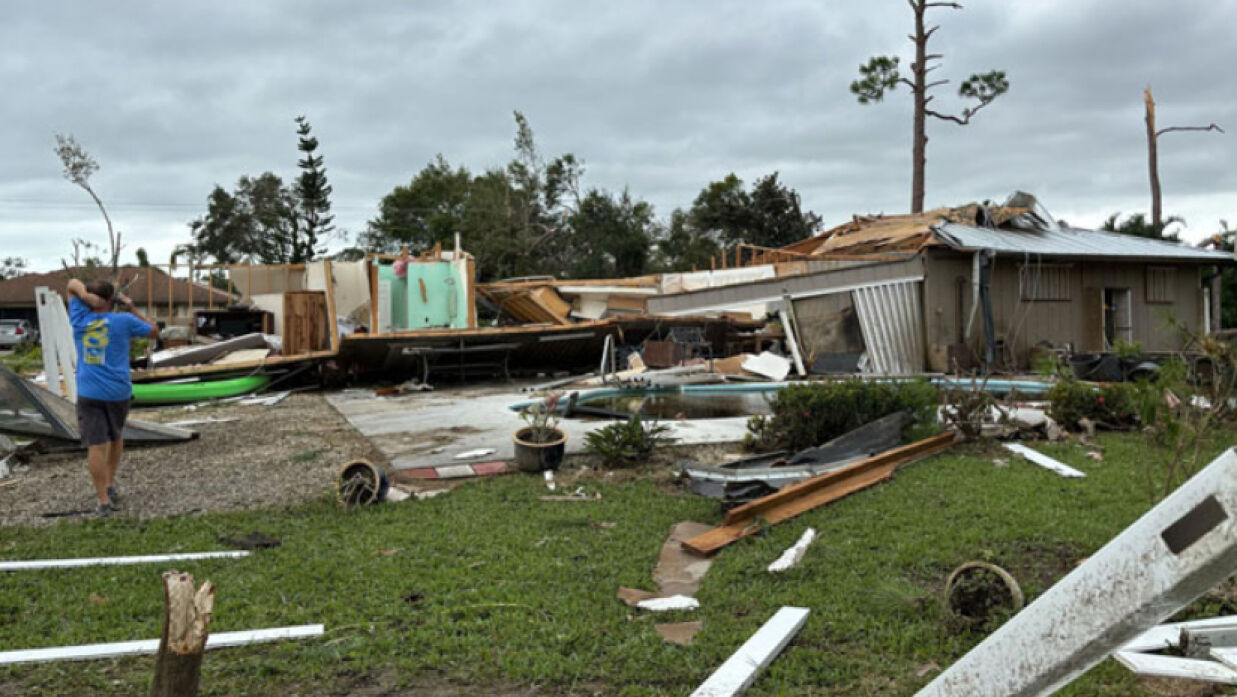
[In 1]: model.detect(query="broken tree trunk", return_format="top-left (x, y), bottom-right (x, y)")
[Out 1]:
top-left (150, 571), bottom-right (215, 697)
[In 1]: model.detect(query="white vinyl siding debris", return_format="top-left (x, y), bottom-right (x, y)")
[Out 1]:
top-left (0, 625), bottom-right (324, 666)
top-left (690, 606), bottom-right (810, 697)
top-left (1003, 443), bottom-right (1086, 478)
top-left (0, 551), bottom-right (250, 572)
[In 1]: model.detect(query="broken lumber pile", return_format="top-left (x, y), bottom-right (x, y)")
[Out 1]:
top-left (683, 431), bottom-right (956, 555)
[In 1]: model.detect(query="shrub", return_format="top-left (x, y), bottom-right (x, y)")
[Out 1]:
top-left (745, 378), bottom-right (940, 452)
top-left (584, 414), bottom-right (675, 468)
top-left (1046, 379), bottom-right (1142, 429)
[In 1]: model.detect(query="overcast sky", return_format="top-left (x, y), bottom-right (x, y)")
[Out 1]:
top-left (3, 0), bottom-right (1235, 271)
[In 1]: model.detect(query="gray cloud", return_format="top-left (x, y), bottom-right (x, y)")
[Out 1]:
top-left (2, 0), bottom-right (1235, 270)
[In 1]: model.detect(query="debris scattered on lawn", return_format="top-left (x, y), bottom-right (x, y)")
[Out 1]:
top-left (591, 520), bottom-right (617, 529)
top-left (1123, 615), bottom-right (1237, 653)
top-left (219, 532), bottom-right (281, 551)
top-left (617, 587), bottom-right (656, 607)
top-left (0, 551), bottom-right (250, 572)
top-left (538, 489), bottom-right (601, 502)
top-left (685, 433), bottom-right (956, 555)
top-left (1085, 451), bottom-right (1103, 461)
top-left (454, 448), bottom-right (497, 460)
top-left (1002, 442), bottom-right (1086, 478)
top-left (375, 549), bottom-right (401, 556)
top-left (544, 470), bottom-right (556, 491)
top-left (88, 594), bottom-right (108, 605)
top-left (767, 528), bottom-right (817, 573)
top-left (637, 595), bottom-right (699, 612)
top-left (0, 624), bottom-right (325, 666)
top-left (689, 606), bottom-right (810, 697)
top-left (918, 448), bottom-right (1237, 696)
top-left (992, 458), bottom-right (1008, 468)
top-left (656, 621), bottom-right (704, 645)
top-left (915, 662), bottom-right (941, 678)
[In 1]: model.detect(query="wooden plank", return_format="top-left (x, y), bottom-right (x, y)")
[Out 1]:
top-left (324, 260), bottom-right (340, 352)
top-left (0, 551), bottom-right (249, 572)
top-left (684, 432), bottom-right (955, 556)
top-left (0, 625), bottom-right (324, 666)
top-left (689, 607), bottom-right (809, 697)
top-left (1113, 651), bottom-right (1237, 684)
top-left (723, 432), bottom-right (955, 525)
top-left (1003, 443), bottom-right (1086, 478)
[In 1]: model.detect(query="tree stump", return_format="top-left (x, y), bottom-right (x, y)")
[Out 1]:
top-left (150, 570), bottom-right (215, 697)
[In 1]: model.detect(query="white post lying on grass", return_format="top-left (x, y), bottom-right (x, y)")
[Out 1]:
top-left (0, 624), bottom-right (324, 666)
top-left (1003, 443), bottom-right (1086, 478)
top-left (916, 448), bottom-right (1237, 697)
top-left (1112, 651), bottom-right (1237, 684)
top-left (690, 606), bottom-right (809, 697)
top-left (0, 551), bottom-right (250, 572)
top-left (768, 529), bottom-right (816, 573)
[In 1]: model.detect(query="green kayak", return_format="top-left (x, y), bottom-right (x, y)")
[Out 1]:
top-left (132, 375), bottom-right (272, 405)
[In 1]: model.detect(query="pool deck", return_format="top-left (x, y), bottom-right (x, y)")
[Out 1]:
top-left (324, 381), bottom-right (751, 472)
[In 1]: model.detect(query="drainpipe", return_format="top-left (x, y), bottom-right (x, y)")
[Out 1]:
top-left (964, 251), bottom-right (982, 340)
top-left (978, 250), bottom-right (997, 370)
top-left (1201, 266), bottom-right (1221, 336)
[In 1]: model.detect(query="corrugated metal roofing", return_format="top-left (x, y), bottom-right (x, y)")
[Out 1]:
top-left (933, 222), bottom-right (1235, 262)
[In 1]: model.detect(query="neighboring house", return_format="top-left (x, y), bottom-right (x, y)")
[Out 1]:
top-left (649, 193), bottom-right (1236, 373)
top-left (0, 266), bottom-right (234, 328)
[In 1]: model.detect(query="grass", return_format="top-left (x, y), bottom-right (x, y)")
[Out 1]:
top-left (3, 431), bottom-right (1237, 696)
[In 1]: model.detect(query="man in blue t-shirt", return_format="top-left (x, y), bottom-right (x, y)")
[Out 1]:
top-left (67, 278), bottom-right (160, 517)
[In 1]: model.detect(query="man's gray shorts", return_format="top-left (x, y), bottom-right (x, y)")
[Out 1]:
top-left (76, 396), bottom-right (130, 447)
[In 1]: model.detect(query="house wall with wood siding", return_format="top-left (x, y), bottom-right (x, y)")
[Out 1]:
top-left (922, 248), bottom-right (1207, 369)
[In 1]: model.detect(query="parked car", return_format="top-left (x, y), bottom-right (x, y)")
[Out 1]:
top-left (0, 319), bottom-right (38, 349)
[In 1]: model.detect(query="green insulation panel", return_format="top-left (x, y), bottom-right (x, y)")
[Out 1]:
top-left (377, 261), bottom-right (469, 330)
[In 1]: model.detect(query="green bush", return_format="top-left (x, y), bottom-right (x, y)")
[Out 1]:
top-left (584, 414), bottom-right (675, 468)
top-left (745, 378), bottom-right (940, 452)
top-left (1046, 378), bottom-right (1143, 429)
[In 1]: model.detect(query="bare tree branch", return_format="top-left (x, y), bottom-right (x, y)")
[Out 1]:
top-left (926, 2), bottom-right (963, 7)
top-left (924, 25), bottom-right (941, 41)
top-left (897, 77), bottom-right (916, 90)
top-left (925, 79), bottom-right (950, 90)
top-left (925, 108), bottom-right (969, 125)
top-left (1157, 124), bottom-right (1225, 137)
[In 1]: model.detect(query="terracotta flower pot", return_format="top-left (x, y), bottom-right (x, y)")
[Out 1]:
top-left (512, 426), bottom-right (567, 473)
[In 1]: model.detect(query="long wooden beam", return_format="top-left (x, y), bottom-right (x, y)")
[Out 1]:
top-left (684, 431), bottom-right (955, 556)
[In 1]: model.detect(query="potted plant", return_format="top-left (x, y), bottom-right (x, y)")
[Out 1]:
top-left (513, 392), bottom-right (567, 472)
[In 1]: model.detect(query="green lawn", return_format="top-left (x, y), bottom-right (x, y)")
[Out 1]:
top-left (3, 431), bottom-right (1237, 696)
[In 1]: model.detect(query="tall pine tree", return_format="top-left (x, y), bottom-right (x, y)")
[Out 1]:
top-left (294, 115), bottom-right (334, 262)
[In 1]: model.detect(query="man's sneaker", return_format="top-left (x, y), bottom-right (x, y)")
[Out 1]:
top-left (106, 485), bottom-right (120, 507)
top-left (96, 502), bottom-right (114, 518)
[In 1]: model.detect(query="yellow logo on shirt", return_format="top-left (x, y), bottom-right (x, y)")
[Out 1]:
top-left (83, 318), bottom-right (109, 365)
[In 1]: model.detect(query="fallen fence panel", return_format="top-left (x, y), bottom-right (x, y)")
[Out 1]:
top-left (916, 448), bottom-right (1237, 697)
top-left (690, 606), bottom-right (809, 697)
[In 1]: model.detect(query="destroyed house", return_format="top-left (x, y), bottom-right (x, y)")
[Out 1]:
top-left (648, 194), bottom-right (1235, 373)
